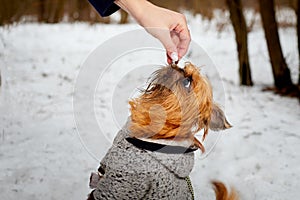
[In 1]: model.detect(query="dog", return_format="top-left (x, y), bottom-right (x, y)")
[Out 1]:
top-left (87, 63), bottom-right (238, 200)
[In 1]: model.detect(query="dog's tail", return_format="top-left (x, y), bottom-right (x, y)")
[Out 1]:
top-left (212, 181), bottom-right (239, 200)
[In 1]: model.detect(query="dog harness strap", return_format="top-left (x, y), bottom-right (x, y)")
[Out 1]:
top-left (185, 176), bottom-right (195, 200)
top-left (125, 137), bottom-right (197, 154)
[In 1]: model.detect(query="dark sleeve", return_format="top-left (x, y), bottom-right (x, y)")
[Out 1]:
top-left (88, 0), bottom-right (120, 17)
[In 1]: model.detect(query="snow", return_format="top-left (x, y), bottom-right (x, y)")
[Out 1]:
top-left (0, 17), bottom-right (299, 200)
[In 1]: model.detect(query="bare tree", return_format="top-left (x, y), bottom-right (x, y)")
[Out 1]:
top-left (226, 0), bottom-right (253, 86)
top-left (296, 0), bottom-right (300, 86)
top-left (38, 0), bottom-right (45, 22)
top-left (76, 0), bottom-right (90, 21)
top-left (37, 0), bottom-right (65, 23)
top-left (259, 0), bottom-right (294, 90)
top-left (0, 0), bottom-right (24, 25)
top-left (52, 0), bottom-right (65, 23)
top-left (289, 0), bottom-right (300, 86)
top-left (119, 10), bottom-right (128, 24)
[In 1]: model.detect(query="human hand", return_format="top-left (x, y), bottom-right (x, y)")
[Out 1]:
top-left (115, 0), bottom-right (191, 64)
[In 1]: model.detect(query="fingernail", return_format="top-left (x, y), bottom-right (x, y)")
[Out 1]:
top-left (171, 52), bottom-right (178, 63)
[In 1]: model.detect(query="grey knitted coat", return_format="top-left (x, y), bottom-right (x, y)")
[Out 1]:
top-left (92, 123), bottom-right (195, 200)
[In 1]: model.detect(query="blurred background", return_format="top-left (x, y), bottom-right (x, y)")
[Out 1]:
top-left (0, 0), bottom-right (298, 25)
top-left (1, 0), bottom-right (299, 93)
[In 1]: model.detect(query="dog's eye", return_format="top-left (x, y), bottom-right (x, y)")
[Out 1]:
top-left (182, 78), bottom-right (191, 88)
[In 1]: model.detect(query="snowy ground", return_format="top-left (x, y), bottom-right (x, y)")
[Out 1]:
top-left (0, 16), bottom-right (299, 200)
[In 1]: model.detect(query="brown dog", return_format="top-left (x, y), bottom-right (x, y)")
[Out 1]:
top-left (129, 63), bottom-right (231, 152)
top-left (88, 63), bottom-right (238, 200)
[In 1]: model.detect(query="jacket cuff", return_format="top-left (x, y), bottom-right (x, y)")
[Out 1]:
top-left (88, 0), bottom-right (120, 17)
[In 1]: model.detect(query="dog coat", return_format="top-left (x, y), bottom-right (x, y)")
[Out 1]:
top-left (92, 122), bottom-right (196, 200)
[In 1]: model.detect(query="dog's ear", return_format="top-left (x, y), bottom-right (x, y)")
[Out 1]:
top-left (209, 104), bottom-right (232, 131)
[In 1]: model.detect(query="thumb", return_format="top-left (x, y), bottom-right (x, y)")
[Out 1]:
top-left (154, 30), bottom-right (177, 62)
top-left (163, 37), bottom-right (177, 59)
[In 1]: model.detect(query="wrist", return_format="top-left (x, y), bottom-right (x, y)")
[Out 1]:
top-left (114, 0), bottom-right (153, 24)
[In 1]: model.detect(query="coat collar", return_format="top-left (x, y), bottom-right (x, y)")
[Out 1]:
top-left (108, 120), bottom-right (196, 178)
top-left (126, 137), bottom-right (198, 154)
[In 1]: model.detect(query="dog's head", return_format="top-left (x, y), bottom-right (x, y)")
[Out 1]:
top-left (129, 63), bottom-right (231, 151)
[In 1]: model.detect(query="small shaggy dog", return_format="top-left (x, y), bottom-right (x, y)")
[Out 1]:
top-left (88, 63), bottom-right (238, 200)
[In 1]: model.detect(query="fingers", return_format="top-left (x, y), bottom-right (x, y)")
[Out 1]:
top-left (165, 28), bottom-right (190, 64)
top-left (161, 31), bottom-right (178, 60)
top-left (166, 52), bottom-right (179, 64)
top-left (174, 24), bottom-right (191, 60)
top-left (166, 17), bottom-right (190, 63)
top-left (178, 29), bottom-right (190, 59)
top-left (165, 31), bottom-right (179, 64)
top-left (145, 28), bottom-right (178, 64)
top-left (155, 29), bottom-right (178, 64)
top-left (167, 55), bottom-right (172, 64)
top-left (154, 13), bottom-right (190, 64)
top-left (140, 7), bottom-right (190, 64)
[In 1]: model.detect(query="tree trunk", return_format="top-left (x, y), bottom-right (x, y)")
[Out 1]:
top-left (297, 0), bottom-right (300, 86)
top-left (77, 0), bottom-right (89, 21)
top-left (0, 0), bottom-right (19, 25)
top-left (259, 0), bottom-right (293, 89)
top-left (119, 10), bottom-right (128, 24)
top-left (38, 0), bottom-right (45, 22)
top-left (52, 0), bottom-right (65, 23)
top-left (226, 0), bottom-right (253, 86)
